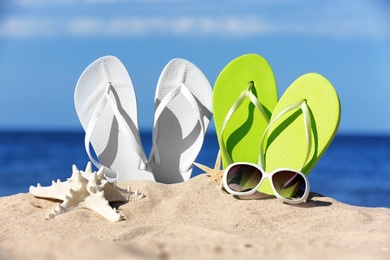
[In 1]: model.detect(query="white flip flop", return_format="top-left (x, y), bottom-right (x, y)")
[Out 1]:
top-left (74, 56), bottom-right (155, 183)
top-left (149, 58), bottom-right (213, 183)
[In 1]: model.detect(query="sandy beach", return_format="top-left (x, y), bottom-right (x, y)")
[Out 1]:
top-left (1, 174), bottom-right (389, 260)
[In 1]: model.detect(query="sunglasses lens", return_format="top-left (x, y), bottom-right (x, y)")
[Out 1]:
top-left (226, 165), bottom-right (262, 192)
top-left (272, 171), bottom-right (307, 199)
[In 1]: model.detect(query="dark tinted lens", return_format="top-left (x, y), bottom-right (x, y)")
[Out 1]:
top-left (226, 165), bottom-right (262, 192)
top-left (272, 171), bottom-right (306, 199)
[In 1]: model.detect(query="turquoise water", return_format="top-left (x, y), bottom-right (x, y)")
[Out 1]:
top-left (1, 131), bottom-right (389, 208)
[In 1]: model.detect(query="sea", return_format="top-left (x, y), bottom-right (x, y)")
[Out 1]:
top-left (1, 131), bottom-right (390, 208)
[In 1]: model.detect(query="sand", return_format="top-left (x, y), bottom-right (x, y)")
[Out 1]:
top-left (1, 174), bottom-right (389, 260)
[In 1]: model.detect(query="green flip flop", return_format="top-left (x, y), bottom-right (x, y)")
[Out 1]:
top-left (257, 73), bottom-right (341, 197)
top-left (213, 54), bottom-right (278, 168)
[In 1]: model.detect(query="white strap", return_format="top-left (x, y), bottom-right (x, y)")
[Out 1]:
top-left (151, 83), bottom-right (205, 173)
top-left (219, 82), bottom-right (269, 165)
top-left (258, 100), bottom-right (312, 172)
top-left (84, 83), bottom-right (147, 179)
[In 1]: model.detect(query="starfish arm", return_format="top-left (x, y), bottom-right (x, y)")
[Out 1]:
top-left (45, 189), bottom-right (84, 219)
top-left (46, 202), bottom-right (68, 219)
top-left (82, 191), bottom-right (123, 222)
top-left (193, 162), bottom-right (212, 173)
top-left (102, 184), bottom-right (144, 203)
top-left (102, 184), bottom-right (129, 202)
top-left (127, 189), bottom-right (145, 202)
top-left (30, 180), bottom-right (72, 201)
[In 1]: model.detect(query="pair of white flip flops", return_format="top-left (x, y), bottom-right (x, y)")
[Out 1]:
top-left (74, 56), bottom-right (212, 184)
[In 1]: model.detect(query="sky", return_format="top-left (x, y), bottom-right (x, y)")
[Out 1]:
top-left (0, 0), bottom-right (389, 134)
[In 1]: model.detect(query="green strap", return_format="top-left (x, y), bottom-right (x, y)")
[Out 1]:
top-left (258, 100), bottom-right (312, 172)
top-left (219, 82), bottom-right (269, 165)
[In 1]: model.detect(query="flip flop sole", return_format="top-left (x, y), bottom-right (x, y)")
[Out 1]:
top-left (75, 56), bottom-right (154, 182)
top-left (259, 73), bottom-right (341, 195)
top-left (213, 54), bottom-right (278, 168)
top-left (150, 58), bottom-right (213, 183)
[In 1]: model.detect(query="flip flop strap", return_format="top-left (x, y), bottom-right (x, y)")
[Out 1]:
top-left (151, 83), bottom-right (205, 173)
top-left (85, 83), bottom-right (147, 179)
top-left (258, 100), bottom-right (312, 172)
top-left (219, 82), bottom-right (269, 165)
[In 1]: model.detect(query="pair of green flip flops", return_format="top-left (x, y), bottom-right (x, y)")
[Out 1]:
top-left (213, 54), bottom-right (341, 196)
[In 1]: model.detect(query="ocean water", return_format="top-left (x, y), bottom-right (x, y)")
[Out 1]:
top-left (0, 131), bottom-right (389, 208)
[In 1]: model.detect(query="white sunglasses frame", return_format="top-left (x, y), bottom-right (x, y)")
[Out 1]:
top-left (222, 162), bottom-right (310, 204)
top-left (220, 90), bottom-right (313, 204)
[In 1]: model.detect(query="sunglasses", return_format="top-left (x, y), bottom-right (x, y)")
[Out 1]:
top-left (222, 162), bottom-right (310, 204)
top-left (221, 98), bottom-right (313, 204)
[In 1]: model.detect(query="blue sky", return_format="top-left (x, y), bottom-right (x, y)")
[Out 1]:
top-left (0, 0), bottom-right (389, 134)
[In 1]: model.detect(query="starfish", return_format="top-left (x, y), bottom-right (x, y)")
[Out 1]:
top-left (29, 162), bottom-right (145, 222)
top-left (194, 150), bottom-right (224, 184)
